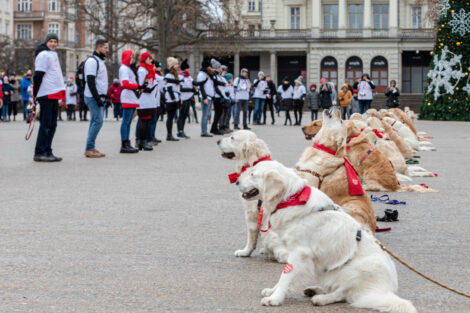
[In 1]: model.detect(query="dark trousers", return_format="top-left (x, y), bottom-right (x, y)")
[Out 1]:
top-left (149, 113), bottom-right (158, 140)
top-left (311, 110), bottom-right (318, 121)
top-left (359, 99), bottom-right (372, 114)
top-left (284, 110), bottom-right (292, 125)
top-left (35, 98), bottom-right (58, 156)
top-left (8, 101), bottom-right (18, 118)
top-left (210, 97), bottom-right (224, 133)
top-left (178, 99), bottom-right (191, 133)
top-left (263, 98), bottom-right (275, 124)
top-left (235, 100), bottom-right (248, 127)
top-left (166, 102), bottom-right (178, 136)
top-left (67, 104), bottom-right (76, 120)
top-left (113, 102), bottom-right (122, 119)
top-left (79, 102), bottom-right (88, 120)
top-left (219, 101), bottom-right (234, 129)
top-left (138, 118), bottom-right (150, 142)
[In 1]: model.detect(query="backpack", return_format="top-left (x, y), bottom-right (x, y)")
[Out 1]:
top-left (76, 56), bottom-right (100, 92)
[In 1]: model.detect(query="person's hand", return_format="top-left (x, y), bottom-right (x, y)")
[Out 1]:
top-left (33, 96), bottom-right (37, 104)
top-left (204, 98), bottom-right (208, 105)
top-left (365, 78), bottom-right (370, 82)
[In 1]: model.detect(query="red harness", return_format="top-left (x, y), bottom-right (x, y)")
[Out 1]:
top-left (258, 186), bottom-right (311, 232)
top-left (313, 143), bottom-right (364, 196)
top-left (228, 156), bottom-right (272, 184)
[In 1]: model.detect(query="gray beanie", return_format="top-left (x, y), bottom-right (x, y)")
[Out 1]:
top-left (211, 58), bottom-right (221, 69)
top-left (258, 71), bottom-right (264, 77)
top-left (45, 32), bottom-right (59, 43)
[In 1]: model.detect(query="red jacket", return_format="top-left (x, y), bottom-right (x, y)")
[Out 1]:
top-left (0, 82), bottom-right (3, 99)
top-left (108, 83), bottom-right (123, 103)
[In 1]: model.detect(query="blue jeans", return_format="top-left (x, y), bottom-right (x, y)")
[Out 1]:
top-left (149, 113), bottom-right (158, 139)
top-left (253, 98), bottom-right (265, 123)
top-left (359, 99), bottom-right (372, 114)
top-left (201, 99), bottom-right (213, 134)
top-left (120, 107), bottom-right (136, 141)
top-left (232, 103), bottom-right (238, 124)
top-left (85, 96), bottom-right (104, 151)
top-left (113, 102), bottom-right (122, 118)
top-left (22, 100), bottom-right (29, 120)
top-left (2, 103), bottom-right (8, 118)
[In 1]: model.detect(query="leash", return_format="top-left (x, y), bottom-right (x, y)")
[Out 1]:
top-left (370, 194), bottom-right (406, 205)
top-left (25, 101), bottom-right (37, 141)
top-left (376, 240), bottom-right (470, 299)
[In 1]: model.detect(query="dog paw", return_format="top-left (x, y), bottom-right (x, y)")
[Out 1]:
top-left (234, 249), bottom-right (252, 257)
top-left (311, 295), bottom-right (329, 306)
top-left (261, 288), bottom-right (275, 297)
top-left (259, 248), bottom-right (267, 255)
top-left (261, 295), bottom-right (283, 306)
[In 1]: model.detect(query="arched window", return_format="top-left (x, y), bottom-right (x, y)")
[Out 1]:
top-left (371, 56), bottom-right (388, 93)
top-left (345, 56), bottom-right (363, 84)
top-left (320, 56), bottom-right (338, 87)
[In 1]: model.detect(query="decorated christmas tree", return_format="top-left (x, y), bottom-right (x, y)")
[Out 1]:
top-left (420, 1), bottom-right (470, 121)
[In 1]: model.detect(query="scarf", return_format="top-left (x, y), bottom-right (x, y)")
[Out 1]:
top-left (228, 156), bottom-right (272, 184)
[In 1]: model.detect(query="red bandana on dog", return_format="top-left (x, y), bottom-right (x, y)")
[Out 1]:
top-left (258, 186), bottom-right (311, 232)
top-left (313, 142), bottom-right (364, 196)
top-left (228, 156), bottom-right (272, 184)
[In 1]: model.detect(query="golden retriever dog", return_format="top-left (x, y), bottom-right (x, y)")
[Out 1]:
top-left (366, 108), bottom-right (381, 119)
top-left (404, 106), bottom-right (417, 123)
top-left (297, 112), bottom-right (376, 233)
top-left (237, 161), bottom-right (417, 313)
top-left (350, 113), bottom-right (365, 121)
top-left (383, 117), bottom-right (436, 152)
top-left (217, 130), bottom-right (288, 262)
top-left (390, 108), bottom-right (418, 135)
top-left (381, 120), bottom-right (415, 159)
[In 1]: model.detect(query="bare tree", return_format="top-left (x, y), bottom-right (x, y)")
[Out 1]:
top-left (0, 35), bottom-right (15, 74)
top-left (79, 0), bottom-right (242, 65)
top-left (416, 0), bottom-right (443, 31)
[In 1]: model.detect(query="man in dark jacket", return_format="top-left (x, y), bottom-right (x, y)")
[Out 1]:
top-left (385, 80), bottom-right (400, 108)
top-left (263, 75), bottom-right (276, 125)
top-left (319, 78), bottom-right (332, 109)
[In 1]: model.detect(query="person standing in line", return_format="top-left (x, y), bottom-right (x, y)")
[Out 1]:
top-left (164, 57), bottom-right (182, 141)
top-left (263, 74), bottom-right (276, 125)
top-left (233, 68), bottom-right (251, 130)
top-left (20, 71), bottom-right (32, 121)
top-left (277, 77), bottom-right (293, 126)
top-left (8, 74), bottom-right (19, 121)
top-left (219, 73), bottom-right (235, 133)
top-left (119, 49), bottom-right (141, 153)
top-left (1, 76), bottom-right (13, 121)
top-left (32, 33), bottom-right (65, 162)
top-left (338, 83), bottom-right (352, 120)
top-left (328, 81), bottom-right (337, 107)
top-left (178, 59), bottom-right (194, 139)
top-left (108, 79), bottom-right (123, 121)
top-left (292, 78), bottom-right (306, 125)
top-left (194, 57), bottom-right (215, 137)
top-left (65, 77), bottom-right (77, 121)
top-left (355, 73), bottom-right (375, 113)
top-left (83, 39), bottom-right (109, 158)
top-left (350, 89), bottom-right (360, 115)
top-left (75, 61), bottom-right (88, 121)
top-left (252, 71), bottom-right (267, 125)
top-left (385, 80), bottom-right (400, 109)
top-left (210, 59), bottom-right (229, 135)
top-left (0, 79), bottom-right (3, 113)
top-left (149, 60), bottom-right (164, 144)
top-left (306, 84), bottom-right (320, 121)
top-left (319, 78), bottom-right (332, 110)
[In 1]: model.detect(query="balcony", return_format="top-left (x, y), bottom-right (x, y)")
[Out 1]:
top-left (400, 28), bottom-right (435, 39)
top-left (14, 10), bottom-right (45, 21)
top-left (239, 29), bottom-right (310, 40)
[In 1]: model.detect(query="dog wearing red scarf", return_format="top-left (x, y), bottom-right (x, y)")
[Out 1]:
top-left (217, 130), bottom-right (288, 262)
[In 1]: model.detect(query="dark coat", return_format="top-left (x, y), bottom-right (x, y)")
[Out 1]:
top-left (306, 90), bottom-right (320, 110)
top-left (385, 87), bottom-right (400, 108)
top-left (319, 84), bottom-right (332, 109)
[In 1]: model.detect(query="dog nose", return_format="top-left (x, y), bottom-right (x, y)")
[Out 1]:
top-left (217, 140), bottom-right (221, 145)
top-left (235, 181), bottom-right (239, 186)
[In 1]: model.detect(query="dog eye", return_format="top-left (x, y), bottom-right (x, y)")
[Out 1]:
top-left (251, 173), bottom-right (254, 176)
top-left (231, 136), bottom-right (234, 140)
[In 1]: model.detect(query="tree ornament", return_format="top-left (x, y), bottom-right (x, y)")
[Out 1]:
top-left (441, 0), bottom-right (451, 18)
top-left (449, 8), bottom-right (470, 36)
top-left (463, 68), bottom-right (470, 96)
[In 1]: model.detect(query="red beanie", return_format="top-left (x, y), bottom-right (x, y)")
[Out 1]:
top-left (140, 52), bottom-right (151, 63)
top-left (310, 84), bottom-right (317, 89)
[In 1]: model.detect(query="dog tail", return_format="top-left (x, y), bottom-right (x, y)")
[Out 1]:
top-left (353, 291), bottom-right (417, 313)
top-left (418, 145), bottom-right (437, 151)
top-left (417, 131), bottom-right (427, 136)
top-left (396, 173), bottom-right (412, 182)
top-left (407, 165), bottom-right (435, 177)
top-left (399, 184), bottom-right (438, 193)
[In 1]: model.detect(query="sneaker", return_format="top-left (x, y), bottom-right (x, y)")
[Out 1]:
top-left (49, 154), bottom-right (63, 162)
top-left (243, 126), bottom-right (251, 130)
top-left (234, 125), bottom-right (240, 130)
top-left (85, 149), bottom-right (105, 158)
top-left (33, 154), bottom-right (53, 162)
top-left (201, 133), bottom-right (213, 137)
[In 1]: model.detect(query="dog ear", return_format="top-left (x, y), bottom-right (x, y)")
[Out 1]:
top-left (332, 108), bottom-right (341, 120)
top-left (262, 170), bottom-right (286, 213)
top-left (239, 138), bottom-right (269, 165)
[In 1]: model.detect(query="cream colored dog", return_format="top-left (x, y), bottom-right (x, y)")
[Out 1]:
top-left (383, 117), bottom-right (436, 151)
top-left (237, 161), bottom-right (417, 313)
top-left (217, 130), bottom-right (288, 262)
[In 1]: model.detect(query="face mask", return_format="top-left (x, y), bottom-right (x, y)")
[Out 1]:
top-left (311, 88), bottom-right (316, 92)
top-left (10, 79), bottom-right (16, 84)
top-left (113, 82), bottom-right (119, 86)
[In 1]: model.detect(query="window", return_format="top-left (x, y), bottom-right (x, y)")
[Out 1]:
top-left (6, 0), bottom-right (11, 12)
top-left (18, 0), bottom-right (32, 12)
top-left (321, 56), bottom-right (338, 87)
top-left (259, 0), bottom-right (262, 12)
top-left (48, 23), bottom-right (60, 39)
top-left (49, 0), bottom-right (60, 12)
top-left (5, 20), bottom-right (10, 35)
top-left (348, 4), bottom-right (363, 29)
top-left (248, 24), bottom-right (255, 36)
top-left (290, 7), bottom-right (300, 29)
top-left (346, 56), bottom-right (363, 83)
top-left (412, 7), bottom-right (422, 28)
top-left (0, 20), bottom-right (2, 35)
top-left (323, 5), bottom-right (338, 29)
top-left (248, 0), bottom-right (255, 12)
top-left (17, 24), bottom-right (32, 40)
top-left (371, 56), bottom-right (388, 92)
top-left (373, 4), bottom-right (388, 29)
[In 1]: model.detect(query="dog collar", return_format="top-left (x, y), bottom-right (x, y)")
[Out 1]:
top-left (296, 167), bottom-right (324, 189)
top-left (362, 144), bottom-right (376, 161)
top-left (228, 156), bottom-right (272, 184)
top-left (313, 142), bottom-right (336, 156)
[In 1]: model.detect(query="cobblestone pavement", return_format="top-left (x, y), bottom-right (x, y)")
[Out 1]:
top-left (1, 117), bottom-right (469, 313)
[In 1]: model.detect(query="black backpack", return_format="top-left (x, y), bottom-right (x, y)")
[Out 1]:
top-left (75, 56), bottom-right (100, 92)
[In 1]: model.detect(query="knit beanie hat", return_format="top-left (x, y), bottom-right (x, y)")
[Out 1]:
top-left (241, 68), bottom-right (249, 75)
top-left (201, 57), bottom-right (211, 69)
top-left (310, 84), bottom-right (317, 89)
top-left (258, 71), bottom-right (264, 77)
top-left (180, 59), bottom-right (190, 71)
top-left (211, 58), bottom-right (221, 69)
top-left (225, 73), bottom-right (233, 81)
top-left (167, 57), bottom-right (179, 69)
top-left (320, 78), bottom-right (327, 83)
top-left (45, 32), bottom-right (59, 43)
top-left (295, 78), bottom-right (302, 85)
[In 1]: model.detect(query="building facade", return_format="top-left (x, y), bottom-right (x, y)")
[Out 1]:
top-left (13, 0), bottom-right (92, 77)
top-left (197, 0), bottom-right (434, 96)
top-left (0, 0), bottom-right (14, 39)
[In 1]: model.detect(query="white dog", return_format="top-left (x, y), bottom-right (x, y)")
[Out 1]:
top-left (217, 130), bottom-right (288, 262)
top-left (383, 117), bottom-right (436, 152)
top-left (237, 161), bottom-right (417, 313)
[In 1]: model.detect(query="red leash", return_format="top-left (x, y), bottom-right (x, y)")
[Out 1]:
top-left (25, 102), bottom-right (37, 141)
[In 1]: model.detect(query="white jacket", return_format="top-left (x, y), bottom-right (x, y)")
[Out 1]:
top-left (253, 79), bottom-right (268, 99)
top-left (164, 73), bottom-right (182, 103)
top-left (137, 66), bottom-right (158, 110)
top-left (277, 85), bottom-right (294, 99)
top-left (34, 50), bottom-right (65, 98)
top-left (234, 77), bottom-right (251, 101)
top-left (119, 64), bottom-right (139, 105)
top-left (293, 85), bottom-right (306, 100)
top-left (196, 70), bottom-right (215, 100)
top-left (180, 76), bottom-right (194, 102)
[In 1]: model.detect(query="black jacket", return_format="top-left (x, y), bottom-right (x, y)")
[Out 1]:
top-left (319, 84), bottom-right (332, 109)
top-left (385, 87), bottom-right (400, 108)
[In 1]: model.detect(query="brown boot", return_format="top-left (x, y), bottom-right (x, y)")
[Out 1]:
top-left (85, 149), bottom-right (106, 158)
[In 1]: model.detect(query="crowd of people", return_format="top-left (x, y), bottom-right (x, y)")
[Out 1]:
top-left (0, 33), bottom-right (402, 162)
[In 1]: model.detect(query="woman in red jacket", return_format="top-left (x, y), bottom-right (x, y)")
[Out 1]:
top-left (108, 79), bottom-right (123, 121)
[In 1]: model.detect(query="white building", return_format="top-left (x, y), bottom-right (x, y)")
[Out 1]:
top-left (196, 0), bottom-right (435, 99)
top-left (0, 0), bottom-right (14, 40)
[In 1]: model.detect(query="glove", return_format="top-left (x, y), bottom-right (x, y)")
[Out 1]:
top-left (138, 82), bottom-right (148, 90)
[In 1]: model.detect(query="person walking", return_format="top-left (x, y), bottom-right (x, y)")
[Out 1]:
top-left (119, 49), bottom-right (141, 153)
top-left (233, 68), bottom-right (251, 130)
top-left (20, 71), bottom-right (32, 121)
top-left (292, 78), bottom-right (306, 125)
top-left (195, 57), bottom-right (215, 137)
top-left (1, 76), bottom-right (13, 121)
top-left (385, 80), bottom-right (400, 109)
top-left (319, 78), bottom-right (332, 110)
top-left (0, 79), bottom-right (3, 113)
top-left (108, 79), bottom-right (123, 121)
top-left (306, 84), bottom-right (320, 121)
top-left (263, 74), bottom-right (276, 125)
top-left (32, 33), bottom-right (65, 162)
top-left (252, 71), bottom-right (267, 125)
top-left (65, 77), bottom-right (77, 121)
top-left (164, 57), bottom-right (182, 141)
top-left (338, 83), bottom-right (352, 119)
top-left (355, 73), bottom-right (375, 113)
top-left (178, 59), bottom-right (194, 139)
top-left (277, 77), bottom-right (293, 126)
top-left (83, 39), bottom-right (109, 158)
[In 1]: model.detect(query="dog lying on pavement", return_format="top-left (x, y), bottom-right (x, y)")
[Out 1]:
top-left (237, 160), bottom-right (417, 313)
